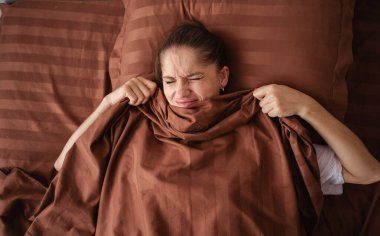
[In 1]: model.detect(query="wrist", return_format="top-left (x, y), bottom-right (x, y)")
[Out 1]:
top-left (297, 96), bottom-right (321, 120)
top-left (103, 95), bottom-right (113, 107)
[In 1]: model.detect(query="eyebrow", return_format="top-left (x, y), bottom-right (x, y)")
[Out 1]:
top-left (187, 73), bottom-right (204, 77)
top-left (162, 76), bottom-right (175, 80)
top-left (162, 73), bottom-right (204, 79)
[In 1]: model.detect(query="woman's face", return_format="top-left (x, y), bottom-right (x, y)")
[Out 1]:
top-left (160, 46), bottom-right (229, 108)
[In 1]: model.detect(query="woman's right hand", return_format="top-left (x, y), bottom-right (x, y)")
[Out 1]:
top-left (105, 77), bottom-right (157, 106)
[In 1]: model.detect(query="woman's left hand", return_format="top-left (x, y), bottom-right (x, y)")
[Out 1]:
top-left (252, 84), bottom-right (315, 118)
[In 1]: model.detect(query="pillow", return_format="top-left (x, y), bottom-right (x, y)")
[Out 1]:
top-left (110, 0), bottom-right (355, 120)
top-left (0, 0), bottom-right (124, 183)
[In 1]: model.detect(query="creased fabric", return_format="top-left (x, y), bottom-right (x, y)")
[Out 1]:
top-left (0, 167), bottom-right (47, 236)
top-left (25, 89), bottom-right (323, 236)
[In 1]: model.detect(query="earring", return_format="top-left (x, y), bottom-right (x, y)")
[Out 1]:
top-left (221, 87), bottom-right (225, 92)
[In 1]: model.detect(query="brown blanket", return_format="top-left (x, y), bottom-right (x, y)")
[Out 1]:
top-left (22, 89), bottom-right (322, 235)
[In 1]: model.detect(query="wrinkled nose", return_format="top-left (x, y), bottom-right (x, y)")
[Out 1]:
top-left (176, 79), bottom-right (190, 97)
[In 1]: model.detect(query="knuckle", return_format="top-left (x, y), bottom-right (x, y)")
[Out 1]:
top-left (142, 90), bottom-right (150, 97)
top-left (129, 95), bottom-right (137, 102)
top-left (122, 86), bottom-right (129, 94)
top-left (137, 97), bottom-right (144, 103)
top-left (271, 84), bottom-right (280, 93)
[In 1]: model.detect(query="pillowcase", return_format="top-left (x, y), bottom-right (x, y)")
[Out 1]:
top-left (110, 0), bottom-right (355, 120)
top-left (0, 0), bottom-right (124, 183)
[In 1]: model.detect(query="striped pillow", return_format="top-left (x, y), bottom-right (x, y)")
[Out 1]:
top-left (0, 0), bottom-right (124, 183)
top-left (111, 0), bottom-right (355, 120)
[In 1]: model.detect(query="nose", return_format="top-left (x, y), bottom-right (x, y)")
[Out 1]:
top-left (176, 78), bottom-right (190, 97)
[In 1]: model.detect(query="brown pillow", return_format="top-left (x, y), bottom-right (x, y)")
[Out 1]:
top-left (0, 0), bottom-right (124, 183)
top-left (111, 0), bottom-right (355, 120)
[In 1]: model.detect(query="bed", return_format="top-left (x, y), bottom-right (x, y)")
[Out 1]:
top-left (0, 0), bottom-right (379, 235)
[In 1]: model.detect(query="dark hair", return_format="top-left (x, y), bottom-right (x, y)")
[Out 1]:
top-left (154, 21), bottom-right (229, 86)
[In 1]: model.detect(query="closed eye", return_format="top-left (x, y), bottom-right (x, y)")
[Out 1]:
top-left (188, 74), bottom-right (204, 80)
top-left (163, 76), bottom-right (175, 85)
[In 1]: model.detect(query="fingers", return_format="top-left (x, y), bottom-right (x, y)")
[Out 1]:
top-left (253, 84), bottom-right (288, 117)
top-left (139, 77), bottom-right (157, 93)
top-left (260, 97), bottom-right (298, 118)
top-left (124, 77), bottom-right (157, 106)
top-left (254, 85), bottom-right (277, 115)
top-left (124, 86), bottom-right (138, 105)
top-left (261, 100), bottom-right (275, 114)
top-left (256, 88), bottom-right (282, 117)
top-left (252, 84), bottom-right (274, 100)
top-left (260, 100), bottom-right (282, 117)
top-left (125, 81), bottom-right (146, 105)
top-left (135, 77), bottom-right (157, 104)
top-left (267, 109), bottom-right (280, 118)
top-left (258, 94), bottom-right (274, 108)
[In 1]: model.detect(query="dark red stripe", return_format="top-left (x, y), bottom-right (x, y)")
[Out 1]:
top-left (0, 129), bottom-right (67, 143)
top-left (0, 109), bottom-right (89, 123)
top-left (1, 35), bottom-right (112, 51)
top-left (0, 149), bottom-right (58, 161)
top-left (13, 0), bottom-right (124, 16)
top-left (0, 53), bottom-right (107, 70)
top-left (0, 90), bottom-right (99, 107)
top-left (0, 71), bottom-right (108, 89)
top-left (4, 16), bottom-right (120, 33)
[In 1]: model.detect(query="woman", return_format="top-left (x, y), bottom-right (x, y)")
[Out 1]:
top-left (27, 21), bottom-right (380, 236)
top-left (54, 22), bottom-right (380, 194)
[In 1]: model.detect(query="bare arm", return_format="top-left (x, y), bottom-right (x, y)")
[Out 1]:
top-left (54, 77), bottom-right (157, 171)
top-left (253, 84), bottom-right (380, 184)
top-left (54, 98), bottom-right (111, 171)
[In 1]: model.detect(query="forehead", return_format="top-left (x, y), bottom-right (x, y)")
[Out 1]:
top-left (160, 46), bottom-right (203, 75)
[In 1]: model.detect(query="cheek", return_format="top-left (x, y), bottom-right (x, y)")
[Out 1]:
top-left (192, 82), bottom-right (220, 99)
top-left (163, 86), bottom-right (174, 101)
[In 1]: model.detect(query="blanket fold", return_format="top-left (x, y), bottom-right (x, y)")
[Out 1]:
top-left (0, 167), bottom-right (47, 236)
top-left (23, 89), bottom-right (322, 236)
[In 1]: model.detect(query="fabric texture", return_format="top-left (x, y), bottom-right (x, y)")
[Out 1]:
top-left (0, 167), bottom-right (47, 236)
top-left (314, 144), bottom-right (344, 195)
top-left (1, 0), bottom-right (379, 235)
top-left (0, 0), bottom-right (124, 184)
top-left (24, 89), bottom-right (323, 236)
top-left (110, 0), bottom-right (355, 120)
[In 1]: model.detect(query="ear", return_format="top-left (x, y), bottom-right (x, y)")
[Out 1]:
top-left (219, 66), bottom-right (229, 88)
